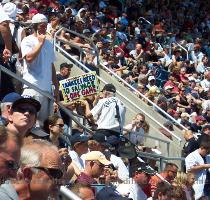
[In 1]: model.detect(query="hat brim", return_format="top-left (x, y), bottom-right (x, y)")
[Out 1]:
top-left (30, 127), bottom-right (49, 137)
top-left (98, 157), bottom-right (111, 166)
top-left (12, 98), bottom-right (41, 112)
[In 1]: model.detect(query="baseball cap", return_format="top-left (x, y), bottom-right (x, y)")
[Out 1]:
top-left (12, 95), bottom-right (41, 112)
top-left (3, 2), bottom-right (17, 20)
top-left (195, 116), bottom-right (206, 121)
top-left (96, 186), bottom-right (130, 200)
top-left (92, 133), bottom-right (111, 147)
top-left (70, 134), bottom-right (89, 146)
top-left (0, 8), bottom-right (11, 23)
top-left (2, 92), bottom-right (21, 103)
top-left (148, 76), bottom-right (155, 81)
top-left (102, 84), bottom-right (116, 93)
top-left (83, 151), bottom-right (111, 166)
top-left (131, 162), bottom-right (156, 175)
top-left (165, 85), bottom-right (173, 90)
top-left (181, 112), bottom-right (190, 118)
top-left (60, 62), bottom-right (73, 70)
top-left (29, 9), bottom-right (38, 15)
top-left (30, 127), bottom-right (49, 138)
top-left (32, 13), bottom-right (47, 24)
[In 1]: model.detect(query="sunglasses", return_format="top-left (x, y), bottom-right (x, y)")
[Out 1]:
top-left (33, 167), bottom-right (63, 179)
top-left (55, 124), bottom-right (64, 128)
top-left (6, 160), bottom-right (20, 171)
top-left (14, 106), bottom-right (37, 114)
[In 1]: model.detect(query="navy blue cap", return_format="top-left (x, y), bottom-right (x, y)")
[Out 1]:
top-left (70, 134), bottom-right (89, 146)
top-left (12, 95), bottom-right (41, 112)
top-left (96, 186), bottom-right (130, 200)
top-left (2, 92), bottom-right (21, 103)
top-left (92, 133), bottom-right (111, 147)
top-left (107, 135), bottom-right (120, 146)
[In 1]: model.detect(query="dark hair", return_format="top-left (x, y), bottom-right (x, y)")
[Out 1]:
top-left (153, 182), bottom-right (172, 199)
top-left (43, 114), bottom-right (61, 134)
top-left (69, 183), bottom-right (94, 195)
top-left (200, 137), bottom-right (210, 149)
top-left (164, 162), bottom-right (178, 171)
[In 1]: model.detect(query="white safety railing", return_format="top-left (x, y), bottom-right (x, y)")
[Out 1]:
top-left (54, 27), bottom-right (187, 134)
top-left (54, 40), bottom-right (182, 143)
top-left (175, 42), bottom-right (189, 60)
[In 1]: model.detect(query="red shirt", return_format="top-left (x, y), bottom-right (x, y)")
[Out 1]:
top-left (76, 172), bottom-right (97, 185)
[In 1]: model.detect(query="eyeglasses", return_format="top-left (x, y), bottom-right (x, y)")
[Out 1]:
top-left (93, 161), bottom-right (104, 168)
top-left (55, 124), bottom-right (64, 128)
top-left (14, 106), bottom-right (37, 115)
top-left (33, 167), bottom-right (63, 179)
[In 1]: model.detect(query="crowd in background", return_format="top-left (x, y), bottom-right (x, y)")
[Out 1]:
top-left (0, 0), bottom-right (210, 200)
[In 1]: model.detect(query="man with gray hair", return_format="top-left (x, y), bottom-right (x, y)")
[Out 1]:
top-left (0, 139), bottom-right (63, 200)
top-left (0, 125), bottom-right (21, 183)
top-left (0, 92), bottom-right (21, 126)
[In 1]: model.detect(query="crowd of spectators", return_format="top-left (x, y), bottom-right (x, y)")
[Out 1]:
top-left (0, 0), bottom-right (210, 200)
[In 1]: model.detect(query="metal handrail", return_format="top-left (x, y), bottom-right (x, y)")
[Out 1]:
top-left (60, 186), bottom-right (82, 200)
top-left (54, 26), bottom-right (186, 134)
top-left (54, 42), bottom-right (182, 143)
top-left (175, 42), bottom-right (189, 60)
top-left (0, 65), bottom-right (93, 134)
top-left (54, 27), bottom-right (99, 65)
top-left (138, 151), bottom-right (185, 171)
top-left (138, 17), bottom-right (152, 25)
top-left (100, 62), bottom-right (187, 132)
top-left (124, 129), bottom-right (170, 156)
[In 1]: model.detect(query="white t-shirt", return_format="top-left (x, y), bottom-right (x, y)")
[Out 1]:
top-left (91, 96), bottom-right (126, 131)
top-left (21, 35), bottom-right (56, 92)
top-left (69, 150), bottom-right (84, 171)
top-left (116, 180), bottom-right (147, 200)
top-left (110, 154), bottom-right (129, 182)
top-left (185, 150), bottom-right (210, 200)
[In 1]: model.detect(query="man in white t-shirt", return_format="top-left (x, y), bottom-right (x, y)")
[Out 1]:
top-left (185, 138), bottom-right (210, 199)
top-left (117, 162), bottom-right (155, 200)
top-left (21, 13), bottom-right (59, 125)
top-left (87, 83), bottom-right (126, 137)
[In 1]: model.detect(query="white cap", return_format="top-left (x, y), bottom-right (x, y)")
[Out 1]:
top-left (3, 2), bottom-right (17, 20)
top-left (0, 8), bottom-right (10, 23)
top-left (165, 85), bottom-right (173, 90)
top-left (32, 13), bottom-right (48, 24)
top-left (148, 76), bottom-right (155, 81)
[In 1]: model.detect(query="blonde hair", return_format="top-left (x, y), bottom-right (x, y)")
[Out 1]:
top-left (173, 171), bottom-right (187, 187)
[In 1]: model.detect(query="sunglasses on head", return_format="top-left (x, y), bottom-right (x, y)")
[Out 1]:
top-left (33, 167), bottom-right (63, 179)
top-left (14, 105), bottom-right (37, 114)
top-left (6, 160), bottom-right (20, 171)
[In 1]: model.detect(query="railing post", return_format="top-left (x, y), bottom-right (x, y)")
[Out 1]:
top-left (160, 158), bottom-right (164, 171)
top-left (167, 143), bottom-right (170, 157)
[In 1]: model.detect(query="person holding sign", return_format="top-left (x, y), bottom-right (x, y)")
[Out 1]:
top-left (86, 83), bottom-right (126, 137)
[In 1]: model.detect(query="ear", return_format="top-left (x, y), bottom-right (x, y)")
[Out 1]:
top-left (22, 167), bottom-right (33, 182)
top-left (49, 124), bottom-right (53, 131)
